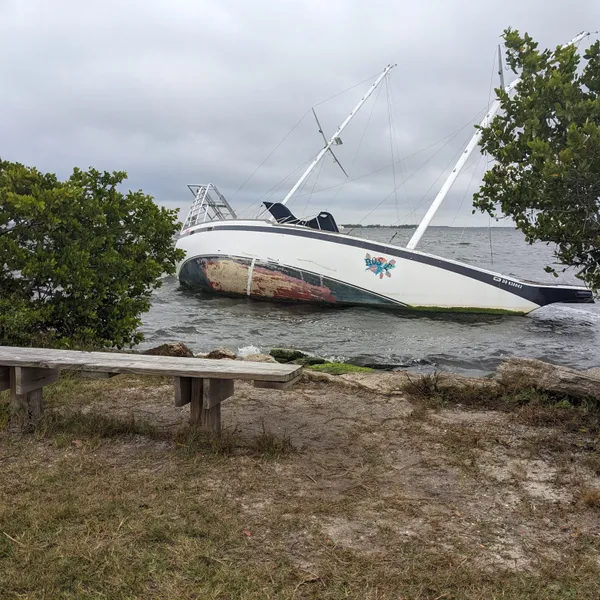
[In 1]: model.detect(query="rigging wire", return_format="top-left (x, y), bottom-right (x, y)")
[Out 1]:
top-left (488, 216), bottom-right (494, 265)
top-left (387, 73), bottom-right (414, 225)
top-left (294, 104), bottom-right (490, 201)
top-left (347, 106), bottom-right (489, 233)
top-left (451, 152), bottom-right (485, 228)
top-left (391, 134), bottom-right (480, 228)
top-left (324, 81), bottom-right (384, 212)
top-left (230, 110), bottom-right (311, 204)
top-left (388, 153), bottom-right (482, 246)
top-left (312, 69), bottom-right (387, 108)
top-left (247, 154), bottom-right (315, 220)
top-left (231, 69), bottom-right (385, 208)
top-left (482, 44), bottom-right (500, 262)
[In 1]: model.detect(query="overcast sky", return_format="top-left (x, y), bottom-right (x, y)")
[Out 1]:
top-left (1, 0), bottom-right (598, 226)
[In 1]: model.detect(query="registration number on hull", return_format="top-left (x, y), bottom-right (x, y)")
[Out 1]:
top-left (493, 276), bottom-right (523, 289)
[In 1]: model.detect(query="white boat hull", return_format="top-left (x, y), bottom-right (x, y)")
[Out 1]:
top-left (176, 221), bottom-right (593, 315)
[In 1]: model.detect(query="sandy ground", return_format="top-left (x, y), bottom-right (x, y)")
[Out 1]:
top-left (39, 370), bottom-right (600, 575)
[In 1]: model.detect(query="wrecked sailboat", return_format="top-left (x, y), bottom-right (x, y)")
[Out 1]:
top-left (176, 55), bottom-right (593, 315)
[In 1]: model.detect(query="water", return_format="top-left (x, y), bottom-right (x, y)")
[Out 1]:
top-left (140, 227), bottom-right (600, 376)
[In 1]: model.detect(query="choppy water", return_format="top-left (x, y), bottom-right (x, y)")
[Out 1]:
top-left (140, 227), bottom-right (599, 376)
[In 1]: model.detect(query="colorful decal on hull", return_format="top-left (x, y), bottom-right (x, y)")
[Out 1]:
top-left (365, 253), bottom-right (396, 279)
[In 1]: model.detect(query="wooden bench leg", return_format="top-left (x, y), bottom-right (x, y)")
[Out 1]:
top-left (0, 366), bottom-right (10, 392)
top-left (188, 378), bottom-right (234, 433)
top-left (10, 366), bottom-right (59, 426)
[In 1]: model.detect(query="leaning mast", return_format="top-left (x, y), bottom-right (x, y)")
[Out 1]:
top-left (279, 64), bottom-right (396, 208)
top-left (406, 31), bottom-right (590, 250)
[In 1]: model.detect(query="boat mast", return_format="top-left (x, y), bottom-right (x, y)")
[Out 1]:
top-left (497, 44), bottom-right (505, 90)
top-left (279, 64), bottom-right (396, 208)
top-left (406, 31), bottom-right (590, 251)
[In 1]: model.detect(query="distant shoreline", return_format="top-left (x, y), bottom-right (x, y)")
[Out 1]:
top-left (340, 224), bottom-right (516, 229)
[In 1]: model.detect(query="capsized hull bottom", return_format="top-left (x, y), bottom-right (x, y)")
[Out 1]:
top-left (180, 254), bottom-right (406, 307)
top-left (175, 221), bottom-right (594, 315)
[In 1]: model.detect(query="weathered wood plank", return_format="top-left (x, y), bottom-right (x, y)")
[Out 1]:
top-left (13, 366), bottom-right (59, 395)
top-left (254, 373), bottom-right (303, 390)
top-left (24, 388), bottom-right (43, 422)
top-left (203, 379), bottom-right (234, 409)
top-left (189, 378), bottom-right (222, 432)
top-left (0, 346), bottom-right (302, 382)
top-left (0, 366), bottom-right (9, 392)
top-left (10, 368), bottom-right (45, 424)
top-left (200, 403), bottom-right (221, 432)
top-left (174, 377), bottom-right (192, 407)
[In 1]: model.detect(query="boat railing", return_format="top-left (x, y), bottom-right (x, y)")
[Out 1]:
top-left (180, 184), bottom-right (237, 232)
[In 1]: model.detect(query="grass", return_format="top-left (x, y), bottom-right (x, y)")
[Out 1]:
top-left (402, 371), bottom-right (600, 477)
top-left (307, 362), bottom-right (375, 375)
top-left (579, 486), bottom-right (600, 509)
top-left (0, 394), bottom-right (9, 430)
top-left (1, 441), bottom-right (599, 599)
top-left (2, 371), bottom-right (600, 598)
top-left (402, 371), bottom-right (600, 435)
top-left (251, 424), bottom-right (295, 458)
top-left (34, 408), bottom-right (157, 442)
top-left (173, 426), bottom-right (240, 457)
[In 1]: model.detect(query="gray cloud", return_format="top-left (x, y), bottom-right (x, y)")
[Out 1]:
top-left (1, 0), bottom-right (598, 227)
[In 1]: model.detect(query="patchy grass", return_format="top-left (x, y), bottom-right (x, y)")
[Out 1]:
top-left (1, 371), bottom-right (600, 598)
top-left (402, 371), bottom-right (600, 435)
top-left (1, 431), bottom-right (599, 599)
top-left (582, 452), bottom-right (600, 476)
top-left (0, 393), bottom-right (9, 431)
top-left (34, 408), bottom-right (157, 442)
top-left (251, 425), bottom-right (295, 459)
top-left (308, 362), bottom-right (375, 375)
top-left (173, 426), bottom-right (240, 457)
top-left (579, 486), bottom-right (600, 509)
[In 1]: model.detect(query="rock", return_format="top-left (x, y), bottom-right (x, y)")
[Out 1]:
top-left (354, 362), bottom-right (403, 371)
top-left (291, 356), bottom-right (327, 366)
top-left (206, 347), bottom-right (237, 360)
top-left (269, 348), bottom-right (308, 363)
top-left (143, 342), bottom-right (194, 358)
top-left (495, 357), bottom-right (600, 400)
top-left (241, 353), bottom-right (278, 363)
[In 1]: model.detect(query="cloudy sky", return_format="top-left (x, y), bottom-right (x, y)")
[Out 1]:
top-left (1, 0), bottom-right (598, 226)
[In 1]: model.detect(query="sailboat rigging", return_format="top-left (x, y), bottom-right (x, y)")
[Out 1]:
top-left (175, 40), bottom-right (594, 315)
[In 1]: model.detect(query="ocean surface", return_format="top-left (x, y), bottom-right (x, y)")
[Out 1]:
top-left (139, 227), bottom-right (599, 376)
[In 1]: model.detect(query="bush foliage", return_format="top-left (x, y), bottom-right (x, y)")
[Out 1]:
top-left (475, 30), bottom-right (600, 291)
top-left (0, 160), bottom-right (183, 348)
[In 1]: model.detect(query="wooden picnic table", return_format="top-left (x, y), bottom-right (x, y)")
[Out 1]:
top-left (0, 346), bottom-right (302, 432)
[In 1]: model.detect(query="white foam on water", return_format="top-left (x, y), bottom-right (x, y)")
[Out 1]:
top-left (238, 345), bottom-right (262, 357)
top-left (541, 303), bottom-right (600, 323)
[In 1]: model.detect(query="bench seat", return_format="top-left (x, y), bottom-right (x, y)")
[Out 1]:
top-left (0, 346), bottom-right (302, 432)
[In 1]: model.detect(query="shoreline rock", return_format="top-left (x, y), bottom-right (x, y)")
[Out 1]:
top-left (495, 357), bottom-right (600, 400)
top-left (206, 347), bottom-right (237, 360)
top-left (269, 348), bottom-right (308, 363)
top-left (142, 342), bottom-right (194, 358)
top-left (241, 353), bottom-right (278, 363)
